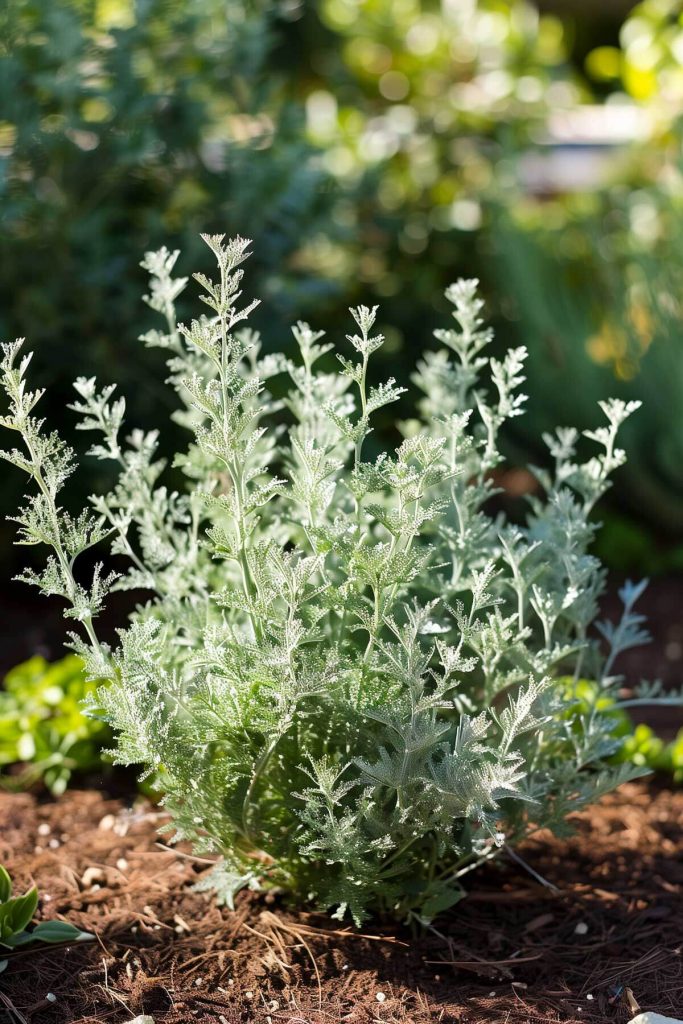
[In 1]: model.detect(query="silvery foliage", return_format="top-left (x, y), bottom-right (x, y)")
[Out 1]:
top-left (1, 236), bottom-right (677, 925)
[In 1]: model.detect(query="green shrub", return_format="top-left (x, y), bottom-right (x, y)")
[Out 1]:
top-left (2, 235), bottom-right (680, 924)
top-left (0, 0), bottom-right (335, 549)
top-left (0, 654), bottom-right (109, 794)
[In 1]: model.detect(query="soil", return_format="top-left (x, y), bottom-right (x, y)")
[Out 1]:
top-left (1, 783), bottom-right (682, 1024)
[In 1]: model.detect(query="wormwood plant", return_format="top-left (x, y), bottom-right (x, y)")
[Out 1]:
top-left (1, 236), bottom-right (678, 924)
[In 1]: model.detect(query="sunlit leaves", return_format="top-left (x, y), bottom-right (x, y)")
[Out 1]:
top-left (0, 237), bottom-right (671, 927)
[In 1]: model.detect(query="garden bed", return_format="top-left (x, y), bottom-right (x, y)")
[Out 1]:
top-left (1, 782), bottom-right (681, 1024)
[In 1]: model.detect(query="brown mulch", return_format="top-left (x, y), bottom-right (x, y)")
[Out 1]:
top-left (0, 784), bottom-right (682, 1024)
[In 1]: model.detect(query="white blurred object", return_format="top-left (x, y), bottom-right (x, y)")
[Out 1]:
top-left (628, 1014), bottom-right (683, 1024)
top-left (518, 103), bottom-right (653, 194)
top-left (546, 104), bottom-right (651, 145)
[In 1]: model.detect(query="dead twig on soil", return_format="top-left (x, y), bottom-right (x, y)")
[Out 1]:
top-left (254, 911), bottom-right (324, 1008)
top-left (0, 989), bottom-right (29, 1024)
top-left (424, 953), bottom-right (543, 971)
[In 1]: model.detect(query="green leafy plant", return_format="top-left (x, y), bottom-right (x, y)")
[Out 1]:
top-left (663, 729), bottom-right (683, 782)
top-left (0, 0), bottom-right (333, 349)
top-left (0, 654), bottom-right (110, 795)
top-left (0, 864), bottom-right (92, 974)
top-left (613, 721), bottom-right (683, 782)
top-left (0, 0), bottom-right (336, 570)
top-left (1, 235), bottom-right (680, 925)
top-left (562, 677), bottom-right (683, 782)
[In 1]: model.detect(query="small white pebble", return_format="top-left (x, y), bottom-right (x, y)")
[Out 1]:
top-left (98, 814), bottom-right (116, 831)
top-left (488, 991), bottom-right (496, 997)
top-left (228, 978), bottom-right (234, 986)
top-left (586, 994), bottom-right (594, 1001)
top-left (194, 977), bottom-right (203, 986)
top-left (574, 921), bottom-right (589, 935)
top-left (269, 1001), bottom-right (279, 1011)
top-left (43, 894), bottom-right (52, 902)
top-left (37, 823), bottom-right (51, 836)
top-left (342, 964), bottom-right (349, 970)
top-left (34, 845), bottom-right (43, 854)
top-left (48, 838), bottom-right (60, 849)
top-left (512, 981), bottom-right (528, 990)
top-left (46, 993), bottom-right (57, 1003)
top-left (434, 974), bottom-right (441, 981)
top-left (245, 991), bottom-right (253, 1001)
top-left (376, 992), bottom-right (386, 1003)
top-left (81, 867), bottom-right (104, 888)
top-left (219, 1017), bottom-right (228, 1024)
top-left (116, 857), bottom-right (129, 871)
top-left (666, 641), bottom-right (682, 661)
top-left (131, 925), bottom-right (138, 934)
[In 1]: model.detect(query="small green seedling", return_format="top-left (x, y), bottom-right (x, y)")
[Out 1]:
top-left (0, 864), bottom-right (93, 973)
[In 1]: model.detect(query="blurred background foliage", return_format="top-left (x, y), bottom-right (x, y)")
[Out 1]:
top-left (2, 0), bottom-right (683, 579)
top-left (0, 0), bottom-right (337, 563)
top-left (0, 655), bottom-right (109, 794)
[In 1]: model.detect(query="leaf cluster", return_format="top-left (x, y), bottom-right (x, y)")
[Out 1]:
top-left (0, 864), bottom-right (93, 975)
top-left (1, 237), bottom-right (677, 924)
